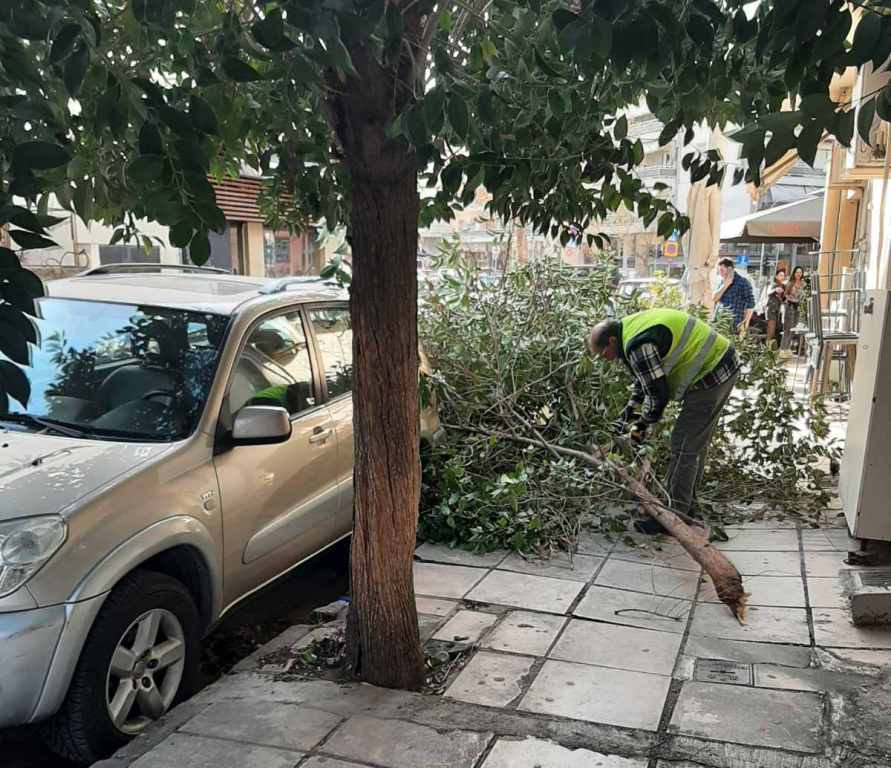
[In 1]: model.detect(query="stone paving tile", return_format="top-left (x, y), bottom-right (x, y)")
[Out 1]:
top-left (415, 542), bottom-right (509, 568)
top-left (800, 529), bottom-right (858, 552)
top-left (813, 608), bottom-right (891, 648)
top-left (690, 603), bottom-right (810, 645)
top-left (725, 519), bottom-right (798, 529)
top-left (668, 682), bottom-right (824, 752)
top-left (573, 585), bottom-right (691, 634)
top-left (322, 715), bottom-right (490, 768)
top-left (481, 736), bottom-right (647, 767)
top-left (609, 540), bottom-right (700, 572)
top-left (805, 551), bottom-right (859, 577)
top-left (520, 659), bottom-right (670, 731)
top-left (575, 530), bottom-right (615, 556)
top-left (700, 575), bottom-right (807, 608)
top-left (682, 635), bottom-right (812, 668)
top-left (418, 614), bottom-right (443, 642)
top-left (549, 619), bottom-right (682, 676)
top-left (752, 663), bottom-right (867, 693)
top-left (416, 596), bottom-right (458, 617)
top-left (432, 610), bottom-right (498, 643)
top-left (723, 551), bottom-right (803, 577)
top-left (444, 650), bottom-right (536, 708)
top-left (714, 529), bottom-right (800, 552)
top-left (807, 577), bottom-right (849, 609)
top-left (179, 701), bottom-right (340, 751)
top-left (498, 552), bottom-right (602, 582)
top-left (466, 570), bottom-right (584, 614)
top-left (129, 733), bottom-right (301, 768)
top-left (414, 562), bottom-right (488, 599)
top-left (481, 611), bottom-right (566, 656)
top-left (301, 759), bottom-right (366, 768)
top-left (594, 559), bottom-right (701, 600)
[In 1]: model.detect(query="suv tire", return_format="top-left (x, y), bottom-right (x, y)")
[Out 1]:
top-left (42, 570), bottom-right (201, 765)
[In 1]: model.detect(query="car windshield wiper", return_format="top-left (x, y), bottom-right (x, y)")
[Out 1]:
top-left (1, 412), bottom-right (88, 439)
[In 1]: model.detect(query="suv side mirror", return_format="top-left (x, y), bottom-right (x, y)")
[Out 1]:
top-left (232, 406), bottom-right (292, 445)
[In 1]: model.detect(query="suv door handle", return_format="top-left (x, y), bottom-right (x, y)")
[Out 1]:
top-left (308, 427), bottom-right (333, 444)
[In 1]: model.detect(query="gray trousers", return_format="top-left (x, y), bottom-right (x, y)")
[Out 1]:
top-left (665, 370), bottom-right (739, 515)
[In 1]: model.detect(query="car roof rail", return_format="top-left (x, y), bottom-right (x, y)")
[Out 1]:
top-left (259, 276), bottom-right (341, 294)
top-left (78, 263), bottom-right (230, 276)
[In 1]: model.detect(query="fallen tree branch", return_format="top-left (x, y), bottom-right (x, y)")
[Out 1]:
top-left (445, 423), bottom-right (748, 622)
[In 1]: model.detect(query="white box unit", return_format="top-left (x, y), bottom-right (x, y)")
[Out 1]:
top-left (841, 290), bottom-right (891, 541)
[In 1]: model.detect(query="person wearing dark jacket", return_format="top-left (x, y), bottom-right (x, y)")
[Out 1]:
top-left (588, 308), bottom-right (740, 534)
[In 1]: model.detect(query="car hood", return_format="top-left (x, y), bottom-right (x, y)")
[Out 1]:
top-left (0, 428), bottom-right (171, 522)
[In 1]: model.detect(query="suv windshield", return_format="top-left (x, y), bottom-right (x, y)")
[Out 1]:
top-left (1, 298), bottom-right (229, 442)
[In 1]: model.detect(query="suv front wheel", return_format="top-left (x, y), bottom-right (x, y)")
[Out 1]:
top-left (43, 570), bottom-right (201, 765)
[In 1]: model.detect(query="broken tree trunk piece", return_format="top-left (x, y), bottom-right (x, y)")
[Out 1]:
top-left (611, 456), bottom-right (747, 623)
top-left (446, 424), bottom-right (748, 622)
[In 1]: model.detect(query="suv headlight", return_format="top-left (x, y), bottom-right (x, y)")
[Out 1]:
top-left (0, 516), bottom-right (67, 597)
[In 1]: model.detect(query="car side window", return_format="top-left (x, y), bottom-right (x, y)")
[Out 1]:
top-left (228, 311), bottom-right (316, 419)
top-left (309, 306), bottom-right (352, 399)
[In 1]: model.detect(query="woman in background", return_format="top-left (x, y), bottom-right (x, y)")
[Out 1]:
top-left (765, 267), bottom-right (786, 347)
top-left (781, 266), bottom-right (805, 352)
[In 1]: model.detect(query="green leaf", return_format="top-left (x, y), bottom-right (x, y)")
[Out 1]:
top-left (8, 230), bottom-right (57, 250)
top-left (13, 142), bottom-right (71, 171)
top-left (63, 45), bottom-right (90, 95)
top-left (127, 155), bottom-right (164, 183)
top-left (324, 34), bottom-right (358, 77)
top-left (10, 6), bottom-right (51, 40)
top-left (857, 98), bottom-right (877, 147)
top-left (659, 121), bottom-right (679, 146)
top-left (590, 17), bottom-right (612, 58)
top-left (448, 95), bottom-right (469, 140)
top-left (222, 57), bottom-right (262, 82)
top-left (533, 47), bottom-right (562, 78)
top-left (188, 231), bottom-right (211, 264)
top-left (252, 9), bottom-right (289, 50)
top-left (877, 87), bottom-right (891, 123)
top-left (189, 96), bottom-right (219, 135)
top-left (405, 107), bottom-right (427, 147)
top-left (849, 12), bottom-right (882, 66)
top-left (657, 213), bottom-right (674, 238)
top-left (0, 305), bottom-right (37, 343)
top-left (424, 88), bottom-right (446, 134)
top-left (834, 108), bottom-right (855, 148)
top-left (170, 221), bottom-right (193, 248)
top-left (139, 122), bottom-right (163, 155)
top-left (0, 319), bottom-right (31, 366)
top-left (548, 89), bottom-right (565, 117)
top-left (0, 360), bottom-right (30, 407)
top-left (49, 24), bottom-right (82, 64)
top-left (614, 115), bottom-right (628, 141)
top-left (797, 121), bottom-right (823, 168)
top-left (478, 90), bottom-right (495, 123)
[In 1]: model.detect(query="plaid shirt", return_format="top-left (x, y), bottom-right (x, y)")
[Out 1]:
top-left (626, 344), bottom-right (740, 424)
top-left (716, 273), bottom-right (755, 326)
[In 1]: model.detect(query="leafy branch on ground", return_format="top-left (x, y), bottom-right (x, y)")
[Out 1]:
top-left (418, 247), bottom-right (839, 555)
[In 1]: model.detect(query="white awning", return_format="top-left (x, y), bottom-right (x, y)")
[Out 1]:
top-left (720, 193), bottom-right (824, 243)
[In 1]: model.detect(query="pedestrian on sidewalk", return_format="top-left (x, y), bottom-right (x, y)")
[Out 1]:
top-left (781, 266), bottom-right (805, 354)
top-left (712, 258), bottom-right (755, 335)
top-left (587, 308), bottom-right (740, 534)
top-left (764, 267), bottom-right (787, 347)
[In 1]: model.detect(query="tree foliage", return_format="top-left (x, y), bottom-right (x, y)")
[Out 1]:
top-left (419, 251), bottom-right (838, 554)
top-left (2, 1), bottom-right (889, 404)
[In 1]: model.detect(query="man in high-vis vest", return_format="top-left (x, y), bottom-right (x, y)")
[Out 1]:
top-left (587, 308), bottom-right (740, 534)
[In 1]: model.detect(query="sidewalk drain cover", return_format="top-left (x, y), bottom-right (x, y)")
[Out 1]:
top-left (694, 658), bottom-right (753, 686)
top-left (857, 570), bottom-right (891, 589)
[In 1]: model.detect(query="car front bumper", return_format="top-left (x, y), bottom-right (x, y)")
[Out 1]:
top-left (0, 604), bottom-right (66, 728)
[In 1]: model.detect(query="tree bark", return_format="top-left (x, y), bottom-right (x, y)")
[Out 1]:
top-left (327, 16), bottom-right (427, 690)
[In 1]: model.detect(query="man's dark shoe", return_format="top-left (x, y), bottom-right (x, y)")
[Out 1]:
top-left (634, 517), bottom-right (667, 536)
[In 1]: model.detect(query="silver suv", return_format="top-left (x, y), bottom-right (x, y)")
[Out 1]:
top-left (0, 265), bottom-right (442, 764)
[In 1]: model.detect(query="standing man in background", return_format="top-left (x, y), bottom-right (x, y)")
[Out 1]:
top-left (713, 257), bottom-right (755, 334)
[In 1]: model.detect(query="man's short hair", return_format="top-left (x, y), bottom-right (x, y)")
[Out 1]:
top-left (588, 319), bottom-right (621, 352)
top-left (718, 257), bottom-right (735, 269)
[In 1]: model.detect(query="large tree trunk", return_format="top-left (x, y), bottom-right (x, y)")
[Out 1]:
top-left (328, 19), bottom-right (426, 690)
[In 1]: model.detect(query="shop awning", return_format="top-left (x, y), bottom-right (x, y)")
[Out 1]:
top-left (720, 193), bottom-right (824, 243)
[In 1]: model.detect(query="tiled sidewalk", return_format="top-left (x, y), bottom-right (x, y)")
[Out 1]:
top-left (99, 506), bottom-right (891, 768)
top-left (412, 507), bottom-right (891, 753)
